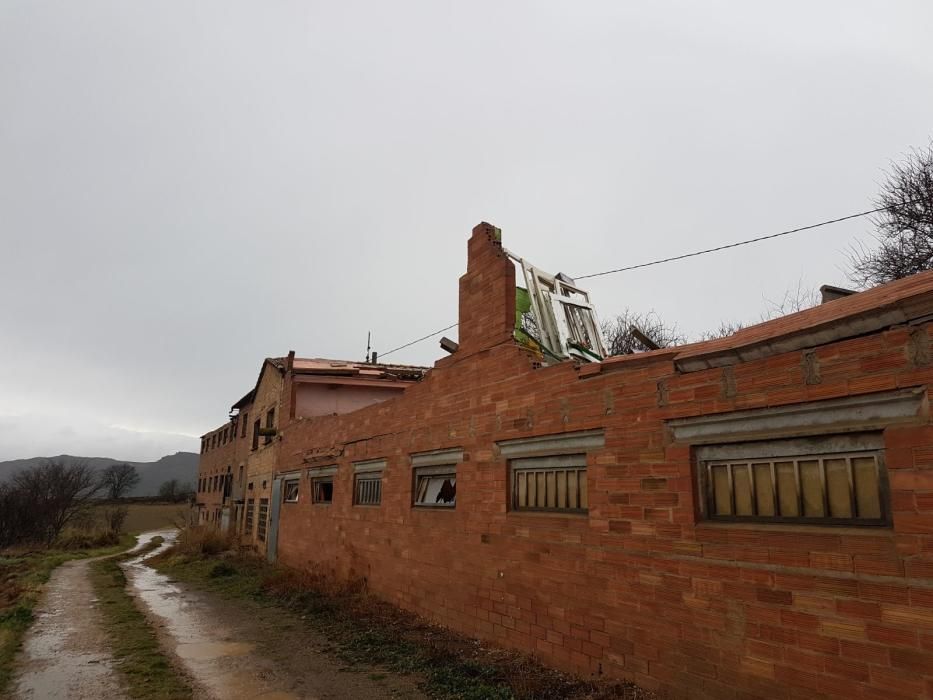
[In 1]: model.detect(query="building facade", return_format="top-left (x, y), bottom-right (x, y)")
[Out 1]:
top-left (257, 223), bottom-right (933, 699)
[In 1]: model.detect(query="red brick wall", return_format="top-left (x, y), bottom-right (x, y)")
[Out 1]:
top-left (273, 229), bottom-right (933, 699)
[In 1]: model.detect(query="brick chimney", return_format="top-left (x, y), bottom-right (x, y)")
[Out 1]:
top-left (457, 222), bottom-right (516, 355)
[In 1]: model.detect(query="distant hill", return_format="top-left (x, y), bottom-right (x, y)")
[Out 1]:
top-left (0, 452), bottom-right (199, 497)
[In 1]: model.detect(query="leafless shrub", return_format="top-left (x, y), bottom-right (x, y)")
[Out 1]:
top-left (102, 505), bottom-right (129, 534)
top-left (0, 460), bottom-right (103, 547)
top-left (850, 144), bottom-right (933, 287)
top-left (601, 309), bottom-right (686, 356)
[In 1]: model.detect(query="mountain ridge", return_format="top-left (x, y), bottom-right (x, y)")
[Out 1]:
top-left (0, 451), bottom-right (199, 497)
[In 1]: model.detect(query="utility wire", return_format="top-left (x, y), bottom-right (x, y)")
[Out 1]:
top-left (574, 203), bottom-right (900, 280)
top-left (378, 201), bottom-right (911, 357)
top-left (379, 322), bottom-right (459, 359)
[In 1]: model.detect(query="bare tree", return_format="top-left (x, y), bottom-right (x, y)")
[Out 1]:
top-left (850, 144), bottom-right (933, 287)
top-left (762, 279), bottom-right (820, 320)
top-left (99, 462), bottom-right (140, 500)
top-left (9, 461), bottom-right (103, 546)
top-left (698, 320), bottom-right (746, 341)
top-left (601, 309), bottom-right (686, 356)
top-left (159, 479), bottom-right (181, 502)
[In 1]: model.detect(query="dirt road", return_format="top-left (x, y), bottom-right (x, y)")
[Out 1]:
top-left (125, 531), bottom-right (426, 700)
top-left (10, 556), bottom-right (127, 700)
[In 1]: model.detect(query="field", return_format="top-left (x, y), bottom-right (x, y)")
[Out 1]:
top-left (118, 503), bottom-right (192, 534)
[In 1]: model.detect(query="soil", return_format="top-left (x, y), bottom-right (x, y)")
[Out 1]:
top-left (10, 557), bottom-right (128, 700)
top-left (125, 531), bottom-right (427, 700)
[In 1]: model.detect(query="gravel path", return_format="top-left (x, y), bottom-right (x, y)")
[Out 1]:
top-left (11, 557), bottom-right (127, 700)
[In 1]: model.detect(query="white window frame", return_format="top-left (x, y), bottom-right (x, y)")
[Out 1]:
top-left (282, 478), bottom-right (300, 503)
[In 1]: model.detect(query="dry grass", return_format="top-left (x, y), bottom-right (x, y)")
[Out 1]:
top-left (109, 504), bottom-right (192, 534)
top-left (172, 525), bottom-right (236, 557)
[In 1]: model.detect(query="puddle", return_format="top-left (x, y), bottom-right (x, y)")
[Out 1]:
top-left (177, 641), bottom-right (253, 660)
top-left (124, 530), bottom-right (299, 700)
top-left (11, 558), bottom-right (126, 699)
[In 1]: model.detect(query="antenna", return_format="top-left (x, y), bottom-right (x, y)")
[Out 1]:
top-left (365, 331), bottom-right (371, 363)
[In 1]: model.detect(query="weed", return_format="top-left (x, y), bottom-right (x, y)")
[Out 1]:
top-left (208, 562), bottom-right (237, 578)
top-left (89, 536), bottom-right (193, 699)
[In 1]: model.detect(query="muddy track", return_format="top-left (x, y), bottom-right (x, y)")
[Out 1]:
top-left (10, 556), bottom-right (128, 700)
top-left (125, 531), bottom-right (427, 700)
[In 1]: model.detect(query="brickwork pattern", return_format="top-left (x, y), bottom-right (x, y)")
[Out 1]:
top-left (270, 226), bottom-right (933, 699)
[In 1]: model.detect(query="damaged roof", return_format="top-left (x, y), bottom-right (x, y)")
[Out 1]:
top-left (230, 356), bottom-right (428, 411)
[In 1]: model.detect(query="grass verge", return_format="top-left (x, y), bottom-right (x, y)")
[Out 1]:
top-left (151, 539), bottom-right (651, 700)
top-left (0, 533), bottom-right (135, 695)
top-left (89, 537), bottom-right (193, 699)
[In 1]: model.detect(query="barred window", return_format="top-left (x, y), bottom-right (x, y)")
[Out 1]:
top-left (511, 454), bottom-right (588, 513)
top-left (698, 435), bottom-right (889, 526)
top-left (353, 459), bottom-right (384, 507)
top-left (245, 499), bottom-right (255, 533)
top-left (355, 474), bottom-right (382, 506)
top-left (312, 478), bottom-right (333, 504)
top-left (257, 498), bottom-right (269, 541)
top-left (283, 478), bottom-right (299, 503)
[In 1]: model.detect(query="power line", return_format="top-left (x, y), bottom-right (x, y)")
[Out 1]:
top-left (574, 203), bottom-right (898, 280)
top-left (379, 322), bottom-right (459, 359)
top-left (378, 201), bottom-right (909, 357)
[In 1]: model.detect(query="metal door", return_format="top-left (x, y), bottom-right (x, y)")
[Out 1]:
top-left (267, 477), bottom-right (282, 563)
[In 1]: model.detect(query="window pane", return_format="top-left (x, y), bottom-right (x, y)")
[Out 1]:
top-left (776, 461), bottom-right (799, 517)
top-left (799, 460), bottom-right (824, 517)
top-left (567, 471), bottom-right (578, 508)
top-left (733, 464), bottom-right (754, 516)
top-left (578, 469), bottom-right (588, 509)
top-left (853, 457), bottom-right (881, 518)
top-left (545, 471), bottom-right (556, 508)
top-left (824, 458), bottom-right (852, 518)
top-left (711, 465), bottom-right (732, 515)
top-left (753, 463), bottom-right (775, 516)
top-left (516, 471), bottom-right (527, 508)
top-left (415, 474), bottom-right (456, 505)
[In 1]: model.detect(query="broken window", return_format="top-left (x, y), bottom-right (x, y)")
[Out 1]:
top-left (511, 454), bottom-right (588, 513)
top-left (245, 499), bottom-right (255, 533)
top-left (283, 478), bottom-right (299, 503)
top-left (698, 434), bottom-right (889, 526)
top-left (252, 419), bottom-right (260, 450)
top-left (414, 467), bottom-right (456, 507)
top-left (257, 498), bottom-right (269, 541)
top-left (241, 412), bottom-right (248, 438)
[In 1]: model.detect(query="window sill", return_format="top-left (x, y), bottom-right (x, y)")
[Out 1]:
top-left (413, 505), bottom-right (456, 511)
top-left (695, 520), bottom-right (892, 536)
top-left (507, 509), bottom-right (588, 519)
top-left (312, 502), bottom-right (332, 506)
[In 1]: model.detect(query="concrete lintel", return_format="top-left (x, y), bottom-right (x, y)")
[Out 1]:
top-left (668, 387), bottom-right (926, 444)
top-left (307, 465), bottom-right (338, 478)
top-left (353, 458), bottom-right (387, 473)
top-left (497, 429), bottom-right (605, 458)
top-left (411, 448), bottom-right (464, 468)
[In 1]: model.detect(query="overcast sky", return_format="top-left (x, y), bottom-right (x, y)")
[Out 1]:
top-left (1, 1), bottom-right (931, 462)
